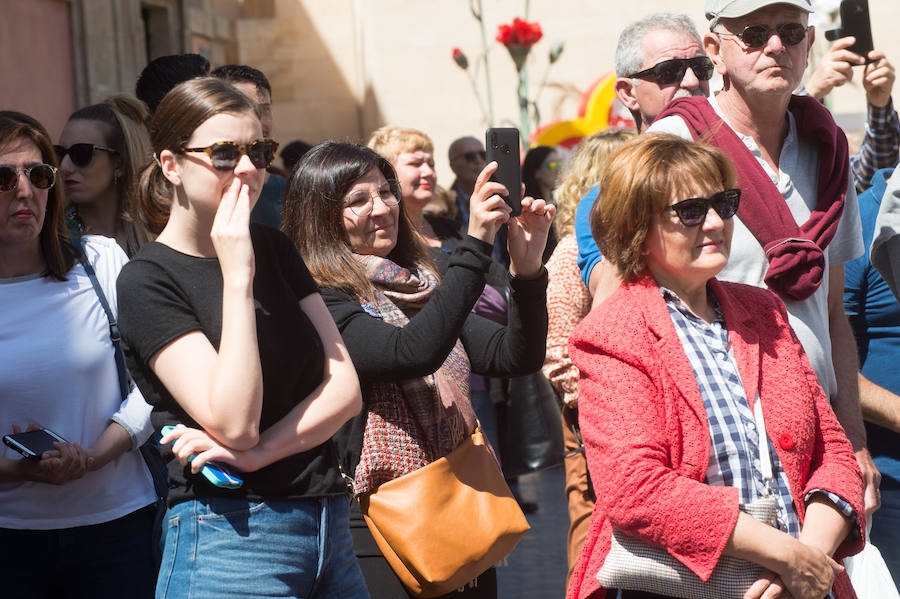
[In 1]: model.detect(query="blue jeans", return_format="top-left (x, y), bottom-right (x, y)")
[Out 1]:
top-left (156, 494), bottom-right (369, 599)
top-left (0, 504), bottom-right (156, 599)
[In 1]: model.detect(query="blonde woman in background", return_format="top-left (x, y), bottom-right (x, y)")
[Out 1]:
top-left (541, 128), bottom-right (635, 583)
top-left (57, 95), bottom-right (153, 256)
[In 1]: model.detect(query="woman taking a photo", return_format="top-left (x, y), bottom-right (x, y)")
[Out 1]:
top-left (57, 95), bottom-right (153, 255)
top-left (0, 111), bottom-right (157, 598)
top-left (116, 78), bottom-right (368, 598)
top-left (281, 141), bottom-right (554, 598)
top-left (567, 134), bottom-right (864, 599)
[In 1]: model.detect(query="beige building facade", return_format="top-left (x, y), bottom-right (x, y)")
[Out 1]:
top-left (3, 0), bottom-right (899, 182)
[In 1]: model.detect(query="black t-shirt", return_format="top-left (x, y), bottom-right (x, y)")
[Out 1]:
top-left (117, 224), bottom-right (346, 505)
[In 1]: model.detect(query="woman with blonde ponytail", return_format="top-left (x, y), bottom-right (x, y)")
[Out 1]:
top-left (57, 95), bottom-right (153, 256)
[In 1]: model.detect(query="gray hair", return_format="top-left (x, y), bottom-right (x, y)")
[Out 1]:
top-left (614, 13), bottom-right (703, 78)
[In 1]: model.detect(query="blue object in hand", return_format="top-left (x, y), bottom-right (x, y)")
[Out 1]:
top-left (160, 425), bottom-right (243, 489)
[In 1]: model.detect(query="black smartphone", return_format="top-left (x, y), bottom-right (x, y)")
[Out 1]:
top-left (824, 0), bottom-right (874, 65)
top-left (3, 428), bottom-right (68, 459)
top-left (485, 127), bottom-right (522, 217)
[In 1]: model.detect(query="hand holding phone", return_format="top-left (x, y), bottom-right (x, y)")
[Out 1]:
top-left (825, 0), bottom-right (874, 65)
top-left (3, 428), bottom-right (68, 459)
top-left (4, 428), bottom-right (93, 484)
top-left (486, 128), bottom-right (522, 217)
top-left (467, 161), bottom-right (514, 245)
top-left (507, 196), bottom-right (556, 279)
top-left (161, 425), bottom-right (243, 489)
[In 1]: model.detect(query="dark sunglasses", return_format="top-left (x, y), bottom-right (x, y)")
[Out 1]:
top-left (716, 22), bottom-right (809, 50)
top-left (626, 56), bottom-right (715, 86)
top-left (665, 188), bottom-right (741, 227)
top-left (53, 143), bottom-right (117, 167)
top-left (0, 164), bottom-right (58, 192)
top-left (180, 139), bottom-right (279, 171)
top-left (451, 150), bottom-right (487, 163)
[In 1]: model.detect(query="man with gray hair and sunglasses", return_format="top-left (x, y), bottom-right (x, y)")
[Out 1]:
top-left (645, 0), bottom-right (877, 591)
top-left (575, 13), bottom-right (713, 296)
top-left (613, 12), bottom-right (713, 133)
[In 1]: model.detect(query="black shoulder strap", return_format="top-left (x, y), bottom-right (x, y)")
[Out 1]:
top-left (70, 237), bottom-right (170, 507)
top-left (71, 237), bottom-right (129, 400)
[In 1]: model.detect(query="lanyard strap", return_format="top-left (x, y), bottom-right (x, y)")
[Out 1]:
top-left (753, 397), bottom-right (774, 486)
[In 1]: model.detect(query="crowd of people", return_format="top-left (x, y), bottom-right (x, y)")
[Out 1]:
top-left (2, 1), bottom-right (900, 598)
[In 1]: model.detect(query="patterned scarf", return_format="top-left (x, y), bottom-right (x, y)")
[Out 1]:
top-left (353, 254), bottom-right (476, 495)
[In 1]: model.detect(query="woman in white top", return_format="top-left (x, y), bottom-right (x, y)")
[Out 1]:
top-left (0, 111), bottom-right (157, 598)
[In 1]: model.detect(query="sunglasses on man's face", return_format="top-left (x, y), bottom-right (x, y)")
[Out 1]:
top-left (53, 143), bottom-right (117, 168)
top-left (626, 56), bottom-right (715, 86)
top-left (664, 188), bottom-right (741, 227)
top-left (180, 139), bottom-right (279, 171)
top-left (716, 22), bottom-right (809, 50)
top-left (451, 150), bottom-right (487, 163)
top-left (0, 164), bottom-right (58, 192)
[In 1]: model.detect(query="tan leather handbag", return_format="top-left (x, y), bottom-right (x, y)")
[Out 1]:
top-left (359, 429), bottom-right (530, 598)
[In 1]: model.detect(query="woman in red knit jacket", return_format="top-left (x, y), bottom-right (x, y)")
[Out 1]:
top-left (567, 134), bottom-right (864, 599)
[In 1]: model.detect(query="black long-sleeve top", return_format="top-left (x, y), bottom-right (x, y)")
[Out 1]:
top-left (321, 235), bottom-right (548, 484)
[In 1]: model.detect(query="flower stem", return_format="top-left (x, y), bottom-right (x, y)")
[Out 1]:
top-left (518, 63), bottom-right (530, 145)
top-left (475, 0), bottom-right (495, 126)
top-left (466, 71), bottom-right (490, 125)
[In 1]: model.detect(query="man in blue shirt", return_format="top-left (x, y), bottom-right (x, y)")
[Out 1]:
top-left (845, 168), bottom-right (900, 586)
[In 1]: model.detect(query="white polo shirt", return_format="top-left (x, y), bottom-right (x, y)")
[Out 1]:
top-left (649, 93), bottom-right (863, 399)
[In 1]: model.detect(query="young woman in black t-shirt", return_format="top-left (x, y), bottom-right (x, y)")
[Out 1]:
top-left (117, 78), bottom-right (369, 598)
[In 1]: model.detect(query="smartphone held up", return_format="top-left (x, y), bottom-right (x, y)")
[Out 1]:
top-left (486, 128), bottom-right (523, 217)
top-left (825, 0), bottom-right (874, 64)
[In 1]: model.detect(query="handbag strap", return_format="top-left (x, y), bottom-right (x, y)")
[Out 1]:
top-left (71, 237), bottom-right (169, 502)
top-left (71, 237), bottom-right (129, 400)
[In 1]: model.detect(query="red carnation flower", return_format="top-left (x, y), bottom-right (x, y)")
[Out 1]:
top-left (452, 47), bottom-right (469, 70)
top-left (495, 17), bottom-right (543, 49)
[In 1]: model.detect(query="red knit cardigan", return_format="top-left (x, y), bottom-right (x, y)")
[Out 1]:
top-left (566, 274), bottom-right (865, 599)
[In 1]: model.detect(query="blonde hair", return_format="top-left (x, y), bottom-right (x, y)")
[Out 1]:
top-left (553, 128), bottom-right (636, 236)
top-left (367, 126), bottom-right (434, 163)
top-left (592, 133), bottom-right (736, 281)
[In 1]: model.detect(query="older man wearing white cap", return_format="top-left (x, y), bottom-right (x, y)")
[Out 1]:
top-left (639, 0), bottom-right (876, 595)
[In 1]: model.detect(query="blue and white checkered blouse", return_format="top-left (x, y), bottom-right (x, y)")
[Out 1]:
top-left (661, 287), bottom-right (855, 537)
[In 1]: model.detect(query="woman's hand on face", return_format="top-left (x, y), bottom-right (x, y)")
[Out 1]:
top-left (161, 425), bottom-right (262, 473)
top-left (508, 195), bottom-right (555, 278)
top-left (211, 177), bottom-right (256, 288)
top-left (467, 161), bottom-right (512, 245)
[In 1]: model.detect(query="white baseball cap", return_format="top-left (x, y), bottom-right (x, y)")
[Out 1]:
top-left (705, 0), bottom-right (813, 29)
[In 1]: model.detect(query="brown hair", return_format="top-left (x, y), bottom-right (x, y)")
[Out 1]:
top-left (591, 133), bottom-right (737, 281)
top-left (282, 141), bottom-right (435, 300)
top-left (553, 128), bottom-right (636, 237)
top-left (367, 126), bottom-right (434, 164)
top-left (0, 111), bottom-right (76, 280)
top-left (136, 77), bottom-right (257, 235)
top-left (66, 94), bottom-right (154, 247)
